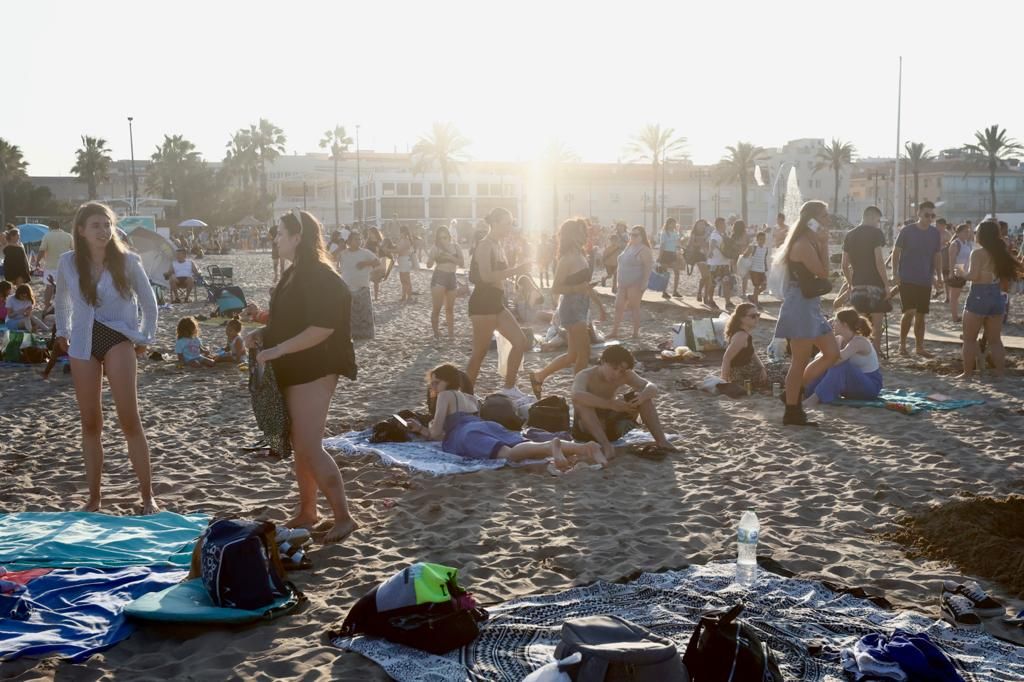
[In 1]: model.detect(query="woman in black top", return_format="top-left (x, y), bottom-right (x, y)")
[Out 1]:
top-left (3, 226), bottom-right (32, 285)
top-left (248, 210), bottom-right (358, 543)
top-left (466, 207), bottom-right (531, 391)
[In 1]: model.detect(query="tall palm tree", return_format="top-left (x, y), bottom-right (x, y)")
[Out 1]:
top-left (71, 135), bottom-right (113, 200)
top-left (224, 129), bottom-right (257, 190)
top-left (716, 141), bottom-right (768, 222)
top-left (147, 134), bottom-right (201, 199)
top-left (904, 142), bottom-right (933, 210)
top-left (963, 124), bottom-right (1023, 216)
top-left (248, 118), bottom-right (287, 200)
top-left (319, 125), bottom-right (353, 229)
top-left (543, 139), bottom-right (580, 227)
top-left (626, 124), bottom-right (687, 231)
top-left (813, 138), bottom-right (856, 214)
top-left (0, 138), bottom-right (28, 226)
top-left (410, 122), bottom-right (471, 223)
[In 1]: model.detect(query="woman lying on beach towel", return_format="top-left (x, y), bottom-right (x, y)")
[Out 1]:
top-left (405, 364), bottom-right (604, 470)
top-left (804, 309), bottom-right (882, 406)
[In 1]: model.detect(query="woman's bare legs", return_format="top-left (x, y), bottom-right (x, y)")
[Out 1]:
top-left (786, 339), bottom-right (815, 406)
top-left (984, 315), bottom-right (1005, 377)
top-left (497, 439), bottom-right (602, 463)
top-left (610, 289), bottom-right (628, 337)
top-left (444, 289), bottom-right (457, 340)
top-left (70, 355), bottom-right (105, 511)
top-left (430, 285), bottom-right (445, 338)
top-left (949, 287), bottom-right (963, 322)
top-left (400, 272), bottom-right (412, 302)
top-left (531, 321), bottom-right (588, 395)
top-left (284, 374), bottom-right (356, 542)
top-left (104, 342), bottom-right (158, 514)
top-left (957, 312), bottom-right (983, 379)
top-left (629, 286), bottom-right (644, 338)
top-left (467, 314), bottom-right (498, 386)
top-left (802, 333), bottom-right (840, 386)
top-left (495, 308), bottom-right (529, 389)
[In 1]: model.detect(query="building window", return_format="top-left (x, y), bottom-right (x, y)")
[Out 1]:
top-left (505, 184), bottom-right (515, 196)
top-left (458, 183), bottom-right (469, 195)
top-left (477, 184), bottom-right (489, 196)
top-left (490, 184), bottom-right (502, 196)
top-left (383, 182), bottom-right (395, 196)
top-left (610, 193), bottom-right (620, 203)
top-left (431, 183), bottom-right (443, 196)
top-left (409, 183), bottom-right (421, 195)
top-left (447, 183), bottom-right (457, 196)
top-left (397, 183), bottom-right (409, 195)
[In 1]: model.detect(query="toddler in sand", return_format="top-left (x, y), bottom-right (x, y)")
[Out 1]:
top-left (175, 316), bottom-right (216, 367)
top-left (215, 316), bottom-right (246, 363)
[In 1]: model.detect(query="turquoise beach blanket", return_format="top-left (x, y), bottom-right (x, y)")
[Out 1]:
top-left (0, 511), bottom-right (209, 569)
top-left (836, 389), bottom-right (984, 415)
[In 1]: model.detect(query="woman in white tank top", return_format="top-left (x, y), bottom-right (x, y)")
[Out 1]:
top-left (803, 309), bottom-right (883, 407)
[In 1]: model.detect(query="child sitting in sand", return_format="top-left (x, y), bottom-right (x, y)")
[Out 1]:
top-left (241, 301), bottom-right (269, 325)
top-left (407, 363), bottom-right (604, 470)
top-left (215, 316), bottom-right (246, 363)
top-left (175, 316), bottom-right (216, 367)
top-left (722, 302), bottom-right (768, 387)
top-left (5, 284), bottom-right (49, 332)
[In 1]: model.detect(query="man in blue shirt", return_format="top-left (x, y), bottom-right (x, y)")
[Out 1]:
top-left (891, 201), bottom-right (942, 356)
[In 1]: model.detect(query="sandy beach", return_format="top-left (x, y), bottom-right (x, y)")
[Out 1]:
top-left (1, 252), bottom-right (1023, 680)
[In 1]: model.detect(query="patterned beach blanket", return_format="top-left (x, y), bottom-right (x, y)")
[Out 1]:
top-left (331, 562), bottom-right (1021, 682)
top-left (836, 389), bottom-right (985, 415)
top-left (323, 429), bottom-right (660, 476)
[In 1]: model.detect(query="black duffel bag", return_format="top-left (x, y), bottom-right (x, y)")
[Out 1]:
top-left (527, 396), bottom-right (571, 433)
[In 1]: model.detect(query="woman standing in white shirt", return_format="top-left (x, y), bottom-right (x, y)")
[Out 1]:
top-left (55, 202), bottom-right (159, 514)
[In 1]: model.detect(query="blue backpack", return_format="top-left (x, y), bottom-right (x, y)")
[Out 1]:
top-left (200, 519), bottom-right (288, 610)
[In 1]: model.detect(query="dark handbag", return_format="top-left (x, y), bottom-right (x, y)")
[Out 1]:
top-left (527, 396), bottom-right (571, 433)
top-left (555, 615), bottom-right (688, 682)
top-left (683, 602), bottom-right (783, 682)
top-left (794, 260), bottom-right (832, 298)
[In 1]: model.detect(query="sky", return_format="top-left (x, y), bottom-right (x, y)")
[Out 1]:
top-left (6, 0), bottom-right (1024, 176)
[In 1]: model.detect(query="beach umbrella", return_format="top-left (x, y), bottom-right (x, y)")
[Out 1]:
top-left (128, 228), bottom-right (177, 285)
top-left (177, 219), bottom-right (208, 228)
top-left (15, 223), bottom-right (50, 243)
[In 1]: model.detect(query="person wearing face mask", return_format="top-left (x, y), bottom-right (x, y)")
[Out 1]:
top-left (891, 201), bottom-right (943, 357)
top-left (772, 200), bottom-right (841, 426)
top-left (54, 202), bottom-right (160, 514)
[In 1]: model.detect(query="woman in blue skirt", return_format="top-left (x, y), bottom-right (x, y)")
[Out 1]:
top-left (773, 200), bottom-right (840, 426)
top-left (407, 364), bottom-right (603, 469)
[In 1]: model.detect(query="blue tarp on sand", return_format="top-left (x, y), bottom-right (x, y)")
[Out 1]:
top-left (0, 511), bottom-right (209, 569)
top-left (0, 565), bottom-right (186, 662)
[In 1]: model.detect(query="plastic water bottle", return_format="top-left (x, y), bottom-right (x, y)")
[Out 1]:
top-left (736, 511), bottom-right (759, 586)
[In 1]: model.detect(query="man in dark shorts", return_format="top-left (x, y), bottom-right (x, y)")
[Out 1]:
top-left (892, 201), bottom-right (942, 357)
top-left (842, 205), bottom-right (891, 351)
top-left (571, 345), bottom-right (676, 461)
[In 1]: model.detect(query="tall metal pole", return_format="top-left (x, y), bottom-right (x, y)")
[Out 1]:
top-left (355, 125), bottom-right (361, 226)
top-left (127, 116), bottom-right (137, 215)
top-left (698, 169), bottom-right (703, 221)
top-left (894, 57), bottom-right (903, 229)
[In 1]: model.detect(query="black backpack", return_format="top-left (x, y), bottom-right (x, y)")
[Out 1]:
top-left (480, 393), bottom-right (524, 431)
top-left (683, 602), bottom-right (783, 682)
top-left (200, 519), bottom-right (289, 610)
top-left (554, 615), bottom-right (689, 682)
top-left (527, 396), bottom-right (571, 433)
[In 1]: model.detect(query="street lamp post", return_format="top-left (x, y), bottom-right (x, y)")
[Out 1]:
top-left (127, 116), bottom-right (137, 215)
top-left (697, 168), bottom-right (703, 220)
top-left (355, 125), bottom-right (361, 226)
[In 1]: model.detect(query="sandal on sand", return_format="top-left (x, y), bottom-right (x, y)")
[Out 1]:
top-left (528, 372), bottom-right (543, 399)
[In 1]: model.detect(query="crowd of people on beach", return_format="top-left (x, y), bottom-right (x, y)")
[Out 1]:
top-left (2, 197), bottom-right (1022, 540)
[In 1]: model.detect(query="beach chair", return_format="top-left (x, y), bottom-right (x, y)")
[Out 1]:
top-left (207, 265), bottom-right (234, 288)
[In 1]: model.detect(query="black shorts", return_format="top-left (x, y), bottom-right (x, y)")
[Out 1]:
top-left (431, 270), bottom-right (457, 291)
top-left (749, 271), bottom-right (767, 287)
top-left (658, 251), bottom-right (678, 268)
top-left (92, 322), bottom-right (130, 361)
top-left (899, 282), bottom-right (931, 314)
top-left (851, 284), bottom-right (892, 315)
top-left (571, 408), bottom-right (637, 442)
top-left (468, 284), bottom-right (505, 316)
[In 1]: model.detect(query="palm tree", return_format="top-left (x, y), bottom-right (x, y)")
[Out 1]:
top-left (320, 125), bottom-right (353, 229)
top-left (963, 124), bottom-right (1023, 216)
top-left (224, 129), bottom-right (257, 190)
top-left (249, 119), bottom-right (287, 200)
top-left (410, 122), bottom-right (471, 223)
top-left (147, 134), bottom-right (201, 199)
top-left (543, 139), bottom-right (580, 227)
top-left (0, 138), bottom-right (28, 226)
top-left (716, 141), bottom-right (768, 222)
top-left (813, 138), bottom-right (856, 214)
top-left (71, 135), bottom-right (113, 200)
top-left (626, 124), bottom-right (687, 231)
top-left (904, 142), bottom-right (933, 210)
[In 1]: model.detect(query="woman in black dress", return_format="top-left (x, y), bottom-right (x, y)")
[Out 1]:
top-left (247, 210), bottom-right (359, 543)
top-left (3, 226), bottom-right (32, 285)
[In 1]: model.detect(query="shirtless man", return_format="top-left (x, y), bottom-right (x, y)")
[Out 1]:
top-left (772, 212), bottom-right (789, 249)
top-left (571, 345), bottom-right (677, 462)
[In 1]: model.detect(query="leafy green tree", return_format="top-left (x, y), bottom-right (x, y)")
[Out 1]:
top-left (147, 134), bottom-right (201, 201)
top-left (717, 141), bottom-right (768, 222)
top-left (319, 125), bottom-right (353, 229)
top-left (543, 139), bottom-right (580, 227)
top-left (963, 125), bottom-right (1023, 216)
top-left (71, 135), bottom-right (112, 200)
top-left (626, 124), bottom-right (687, 229)
top-left (0, 138), bottom-right (29, 225)
top-left (411, 122), bottom-right (471, 223)
top-left (904, 142), bottom-right (933, 210)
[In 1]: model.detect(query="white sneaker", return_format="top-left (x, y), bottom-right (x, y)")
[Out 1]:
top-left (941, 592), bottom-right (983, 629)
top-left (943, 580), bottom-right (1006, 618)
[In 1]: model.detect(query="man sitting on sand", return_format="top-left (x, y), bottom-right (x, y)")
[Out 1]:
top-left (571, 345), bottom-right (677, 461)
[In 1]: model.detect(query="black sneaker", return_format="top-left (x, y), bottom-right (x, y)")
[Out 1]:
top-left (943, 580), bottom-right (1006, 618)
top-left (941, 592), bottom-right (983, 629)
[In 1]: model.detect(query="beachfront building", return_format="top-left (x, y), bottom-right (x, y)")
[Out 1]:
top-left (761, 138), bottom-right (853, 220)
top-left (26, 160), bottom-right (176, 220)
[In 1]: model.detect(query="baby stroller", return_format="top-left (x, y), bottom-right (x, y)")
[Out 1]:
top-left (208, 285), bottom-right (248, 317)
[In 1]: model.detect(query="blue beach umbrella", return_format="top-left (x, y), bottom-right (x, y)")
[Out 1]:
top-left (16, 223), bottom-right (50, 243)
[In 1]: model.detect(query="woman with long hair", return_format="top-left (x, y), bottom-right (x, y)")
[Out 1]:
top-left (957, 219), bottom-right (1023, 379)
top-left (804, 309), bottom-right (882, 406)
top-left (609, 225), bottom-right (654, 339)
top-left (364, 226), bottom-right (388, 301)
top-left (947, 223), bottom-right (972, 323)
top-left (54, 202), bottom-right (159, 513)
top-left (686, 219), bottom-right (711, 301)
top-left (722, 302), bottom-right (768, 387)
top-left (247, 210), bottom-right (359, 542)
top-left (465, 207), bottom-right (531, 392)
top-left (772, 200), bottom-right (840, 426)
top-left (657, 218), bottom-right (682, 298)
top-left (427, 224), bottom-right (464, 340)
top-left (396, 224), bottom-right (415, 303)
top-left (528, 218), bottom-right (592, 397)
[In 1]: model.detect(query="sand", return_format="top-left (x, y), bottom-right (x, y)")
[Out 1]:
top-left (1, 252), bottom-right (1023, 680)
